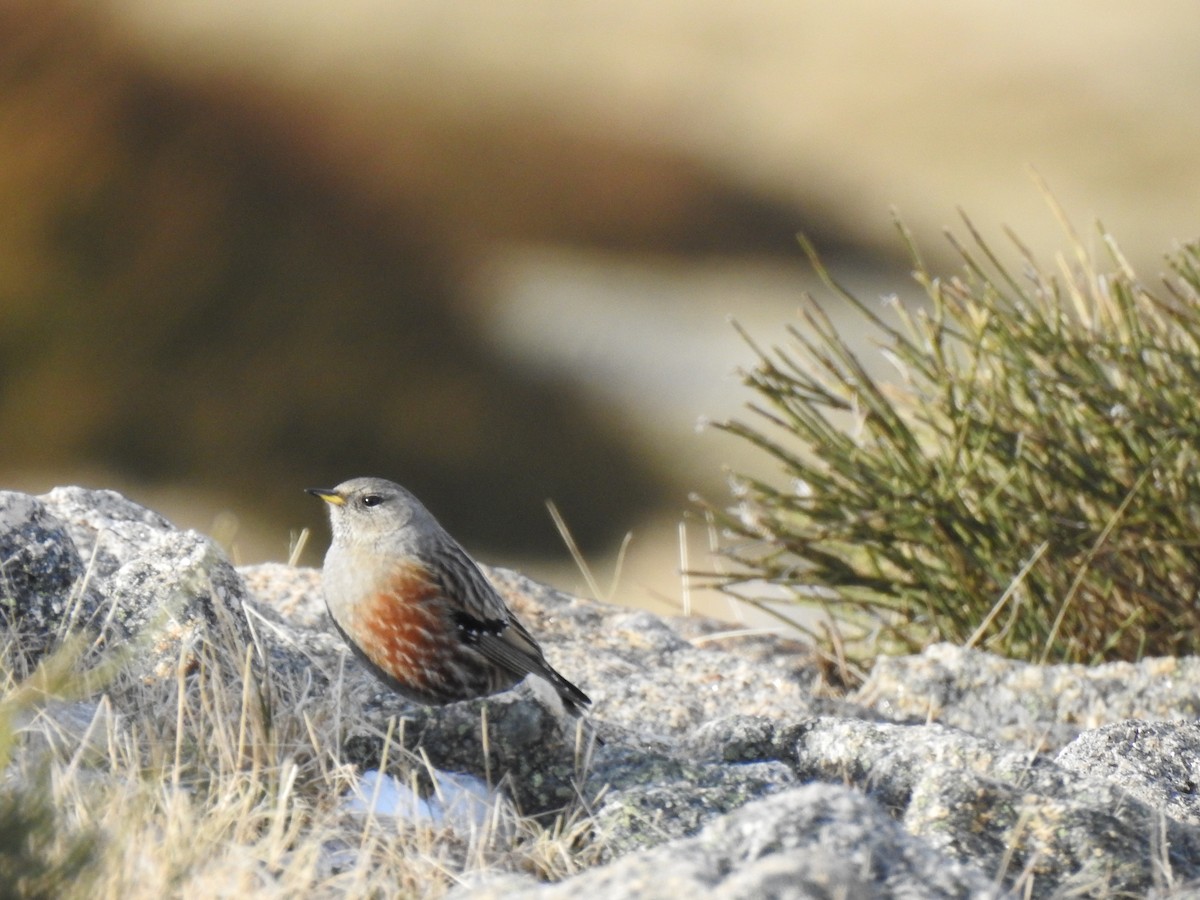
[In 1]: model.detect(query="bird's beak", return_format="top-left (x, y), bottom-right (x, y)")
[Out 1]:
top-left (306, 487), bottom-right (345, 506)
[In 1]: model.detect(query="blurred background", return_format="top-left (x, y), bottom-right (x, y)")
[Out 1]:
top-left (4, 0), bottom-right (1200, 618)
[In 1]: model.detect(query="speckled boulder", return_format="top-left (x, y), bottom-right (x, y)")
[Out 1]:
top-left (1, 487), bottom-right (250, 679)
top-left (13, 486), bottom-right (1200, 898)
top-left (0, 492), bottom-right (98, 644)
top-left (461, 784), bottom-right (1000, 900)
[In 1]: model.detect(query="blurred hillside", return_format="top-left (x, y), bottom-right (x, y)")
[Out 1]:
top-left (112, 0), bottom-right (1200, 269)
top-left (3, 1), bottom-right (1200, 612)
top-left (0, 2), bottom-right (682, 565)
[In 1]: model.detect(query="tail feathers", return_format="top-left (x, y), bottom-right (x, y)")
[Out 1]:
top-left (543, 664), bottom-right (590, 716)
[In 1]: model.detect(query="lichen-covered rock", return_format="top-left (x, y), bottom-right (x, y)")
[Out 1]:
top-left (0, 487), bottom-right (250, 679)
top-left (0, 492), bottom-right (102, 646)
top-left (587, 758), bottom-right (794, 859)
top-left (12, 486), bottom-right (1200, 897)
top-left (1056, 720), bottom-right (1200, 827)
top-left (39, 486), bottom-right (178, 578)
top-left (341, 679), bottom-right (588, 816)
top-left (202, 552), bottom-right (1200, 896)
top-left (103, 529), bottom-right (250, 679)
top-left (856, 642), bottom-right (1200, 750)
top-left (240, 561), bottom-right (325, 628)
top-left (484, 566), bottom-right (830, 737)
top-left (463, 784), bottom-right (1000, 899)
top-left (790, 716), bottom-right (1200, 896)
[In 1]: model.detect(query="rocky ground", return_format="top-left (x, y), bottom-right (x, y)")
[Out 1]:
top-left (4, 486), bottom-right (1200, 897)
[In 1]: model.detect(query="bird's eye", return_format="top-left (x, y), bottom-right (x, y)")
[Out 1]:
top-left (361, 494), bottom-right (385, 508)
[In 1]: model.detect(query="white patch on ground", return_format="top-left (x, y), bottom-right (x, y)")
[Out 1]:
top-left (345, 768), bottom-right (499, 832)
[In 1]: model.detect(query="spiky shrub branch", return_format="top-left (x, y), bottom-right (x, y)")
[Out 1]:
top-left (713, 212), bottom-right (1200, 665)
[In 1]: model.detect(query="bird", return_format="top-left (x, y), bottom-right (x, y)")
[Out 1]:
top-left (307, 477), bottom-right (591, 714)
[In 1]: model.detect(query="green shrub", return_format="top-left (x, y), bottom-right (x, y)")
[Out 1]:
top-left (712, 208), bottom-right (1200, 666)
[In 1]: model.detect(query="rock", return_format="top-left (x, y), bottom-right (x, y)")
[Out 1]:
top-left (248, 561), bottom-right (825, 822)
top-left (39, 486), bottom-right (177, 578)
top-left (9, 486), bottom-right (1200, 897)
top-left (102, 529), bottom-right (250, 679)
top-left (790, 716), bottom-right (1200, 896)
top-left (1056, 720), bottom-right (1200, 827)
top-left (587, 758), bottom-right (794, 859)
top-left (465, 784), bottom-right (999, 899)
top-left (484, 566), bottom-right (831, 738)
top-left (855, 642), bottom-right (1200, 751)
top-left (1, 487), bottom-right (249, 679)
top-left (240, 562), bottom-right (326, 628)
top-left (340, 679), bottom-right (588, 816)
top-left (0, 492), bottom-right (96, 644)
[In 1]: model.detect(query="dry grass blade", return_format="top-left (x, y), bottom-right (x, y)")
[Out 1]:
top-left (0, 596), bottom-right (600, 896)
top-left (547, 499), bottom-right (604, 601)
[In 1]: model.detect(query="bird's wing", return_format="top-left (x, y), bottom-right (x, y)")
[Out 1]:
top-left (428, 542), bottom-right (591, 710)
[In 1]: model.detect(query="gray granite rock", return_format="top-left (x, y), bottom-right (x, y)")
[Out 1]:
top-left (10, 486), bottom-right (1200, 897)
top-left (463, 784), bottom-right (999, 899)
top-left (39, 486), bottom-right (177, 578)
top-left (855, 642), bottom-right (1200, 751)
top-left (587, 758), bottom-right (795, 859)
top-left (483, 566), bottom-right (832, 737)
top-left (1056, 720), bottom-right (1200, 827)
top-left (244, 560), bottom-right (827, 822)
top-left (790, 716), bottom-right (1200, 896)
top-left (0, 487), bottom-right (249, 679)
top-left (0, 492), bottom-right (99, 647)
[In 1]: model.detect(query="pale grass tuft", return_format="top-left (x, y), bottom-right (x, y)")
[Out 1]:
top-left (0, 604), bottom-right (601, 897)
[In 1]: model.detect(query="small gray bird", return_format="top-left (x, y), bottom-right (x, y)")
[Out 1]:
top-left (308, 477), bottom-right (590, 713)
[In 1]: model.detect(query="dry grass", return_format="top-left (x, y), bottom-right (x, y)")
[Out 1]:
top-left (0, 621), bottom-right (600, 898)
